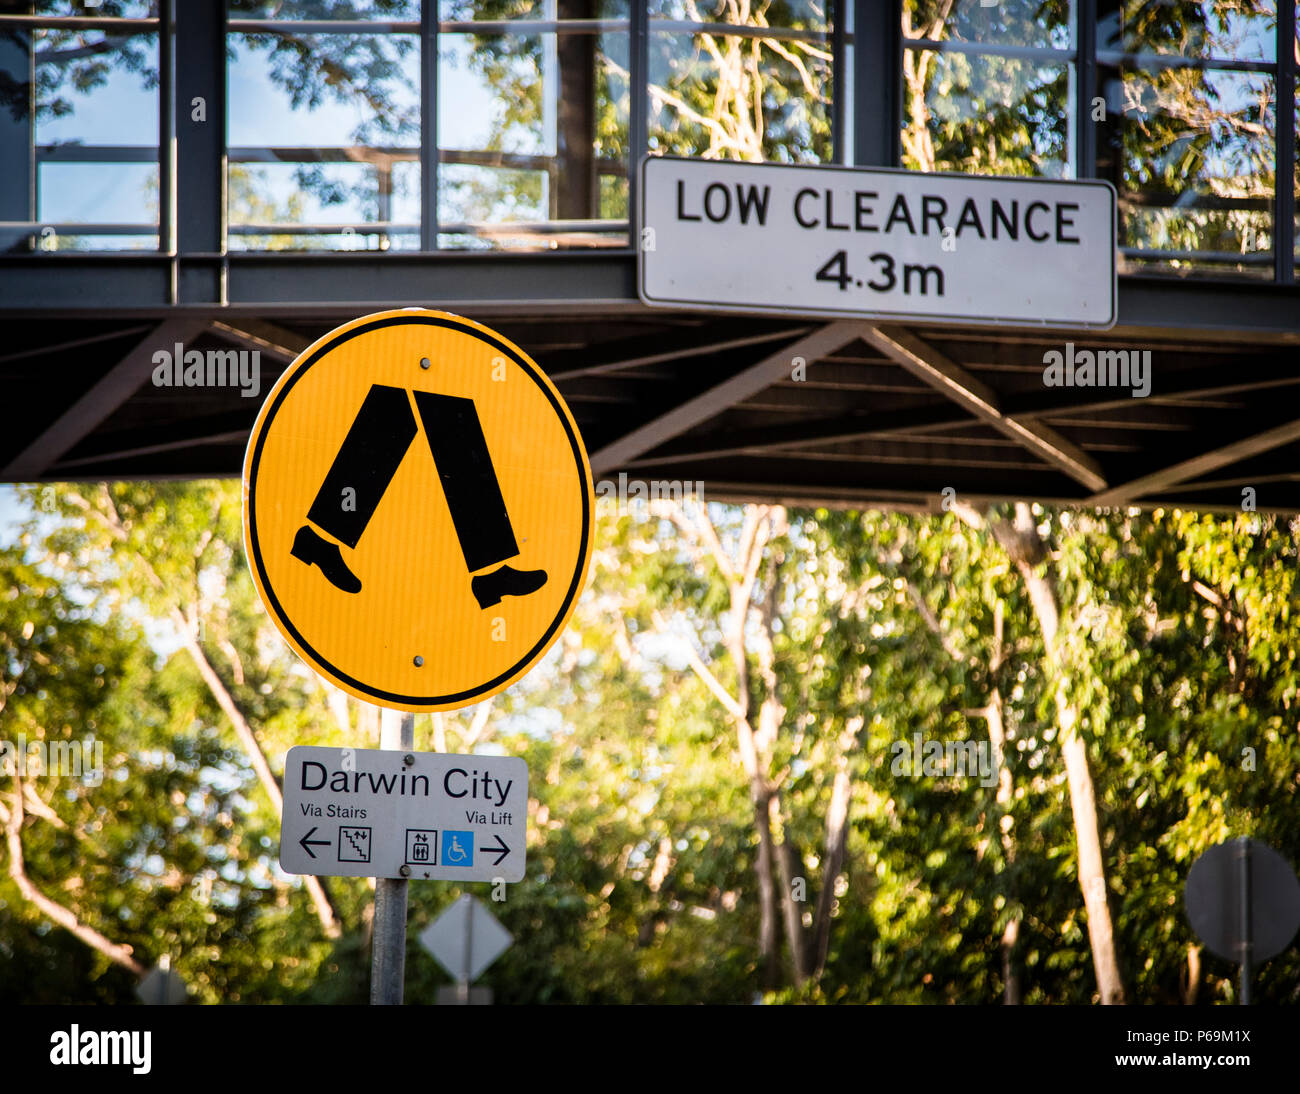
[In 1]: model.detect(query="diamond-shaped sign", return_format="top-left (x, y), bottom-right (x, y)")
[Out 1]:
top-left (419, 894), bottom-right (512, 983)
top-left (137, 963), bottom-right (188, 1006)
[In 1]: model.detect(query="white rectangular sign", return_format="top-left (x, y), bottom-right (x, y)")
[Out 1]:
top-left (279, 746), bottom-right (527, 882)
top-left (639, 156), bottom-right (1117, 329)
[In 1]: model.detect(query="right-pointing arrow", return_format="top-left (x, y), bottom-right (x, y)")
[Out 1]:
top-left (480, 833), bottom-right (510, 866)
top-left (299, 826), bottom-right (331, 860)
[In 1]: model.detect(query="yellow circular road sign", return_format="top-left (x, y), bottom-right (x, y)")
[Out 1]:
top-left (243, 309), bottom-right (594, 712)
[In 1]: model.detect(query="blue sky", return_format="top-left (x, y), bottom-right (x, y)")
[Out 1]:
top-left (0, 485), bottom-right (27, 548)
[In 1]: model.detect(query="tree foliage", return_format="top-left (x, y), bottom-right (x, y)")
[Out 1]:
top-left (4, 484), bottom-right (1298, 1004)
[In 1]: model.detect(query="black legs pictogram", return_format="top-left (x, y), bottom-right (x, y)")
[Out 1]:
top-left (292, 383), bottom-right (547, 606)
top-left (412, 391), bottom-right (516, 573)
top-left (306, 385), bottom-right (417, 551)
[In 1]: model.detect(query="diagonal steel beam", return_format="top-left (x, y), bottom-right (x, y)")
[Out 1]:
top-left (51, 431), bottom-right (248, 471)
top-left (622, 403), bottom-right (969, 468)
top-left (210, 319), bottom-right (309, 365)
top-left (1089, 416), bottom-right (1300, 507)
top-left (862, 325), bottom-right (1109, 492)
top-left (1148, 471), bottom-right (1300, 494)
top-left (626, 367), bottom-right (1300, 468)
top-left (588, 322), bottom-right (866, 475)
top-left (49, 411), bottom-right (257, 471)
top-left (2, 318), bottom-right (210, 480)
top-left (0, 324), bottom-right (154, 366)
top-left (549, 326), bottom-right (814, 382)
top-left (1010, 373), bottom-right (1300, 420)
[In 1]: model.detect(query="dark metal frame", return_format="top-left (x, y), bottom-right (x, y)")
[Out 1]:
top-left (1276, 0), bottom-right (1297, 283)
top-left (0, 1), bottom-right (1297, 303)
top-left (852, 0), bottom-right (898, 167)
top-left (420, 3), bottom-right (439, 251)
top-left (175, 0), bottom-right (227, 304)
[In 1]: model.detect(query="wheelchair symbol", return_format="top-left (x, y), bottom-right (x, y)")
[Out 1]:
top-left (441, 830), bottom-right (474, 868)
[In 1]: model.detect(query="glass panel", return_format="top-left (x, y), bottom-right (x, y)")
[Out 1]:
top-left (900, 49), bottom-right (1071, 176)
top-left (229, 1), bottom-right (422, 20)
top-left (439, 32), bottom-right (545, 157)
top-left (594, 29), bottom-right (631, 216)
top-left (442, 0), bottom-right (545, 20)
top-left (438, 27), bottom-right (630, 247)
top-left (34, 30), bottom-right (158, 146)
top-left (442, 0), bottom-right (631, 20)
top-left (1097, 64), bottom-right (1274, 274)
top-left (438, 162), bottom-right (549, 246)
top-left (1097, 0), bottom-right (1277, 64)
top-left (37, 162), bottom-right (158, 251)
top-left (228, 32), bottom-right (420, 146)
top-left (0, 22), bottom-right (160, 252)
top-left (229, 160), bottom-right (419, 251)
top-left (599, 171), bottom-right (628, 218)
top-left (227, 30), bottom-right (418, 249)
top-left (902, 0), bottom-right (1073, 51)
top-left (647, 30), bottom-right (833, 161)
top-left (649, 0), bottom-right (829, 33)
top-left (32, 2), bottom-right (155, 15)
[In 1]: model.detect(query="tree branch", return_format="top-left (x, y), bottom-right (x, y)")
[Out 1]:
top-left (651, 609), bottom-right (747, 724)
top-left (2, 776), bottom-right (144, 976)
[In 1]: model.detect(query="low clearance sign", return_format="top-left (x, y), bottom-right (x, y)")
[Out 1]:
top-left (638, 156), bottom-right (1116, 330)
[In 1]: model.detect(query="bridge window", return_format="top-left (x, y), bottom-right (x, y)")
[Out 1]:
top-left (1096, 0), bottom-right (1281, 278)
top-left (0, 0), bottom-right (1293, 282)
top-left (900, 0), bottom-right (1297, 280)
top-left (1, 1), bottom-right (160, 253)
top-left (647, 1), bottom-right (835, 164)
top-left (226, 15), bottom-right (422, 251)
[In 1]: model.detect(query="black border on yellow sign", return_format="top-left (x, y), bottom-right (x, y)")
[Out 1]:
top-left (245, 313), bottom-right (591, 708)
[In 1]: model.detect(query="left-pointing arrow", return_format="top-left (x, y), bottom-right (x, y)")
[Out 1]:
top-left (299, 826), bottom-right (330, 859)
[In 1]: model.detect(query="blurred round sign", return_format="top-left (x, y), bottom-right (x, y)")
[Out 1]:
top-left (1184, 838), bottom-right (1300, 963)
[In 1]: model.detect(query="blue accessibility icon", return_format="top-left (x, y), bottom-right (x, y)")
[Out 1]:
top-left (441, 830), bottom-right (474, 868)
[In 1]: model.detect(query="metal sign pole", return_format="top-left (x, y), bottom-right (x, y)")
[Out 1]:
top-left (1238, 836), bottom-right (1252, 1006)
top-left (458, 895), bottom-right (475, 1004)
top-left (371, 708), bottom-right (415, 1005)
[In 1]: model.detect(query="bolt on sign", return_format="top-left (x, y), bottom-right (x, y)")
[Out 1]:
top-left (639, 156), bottom-right (1117, 330)
top-left (243, 309), bottom-right (595, 713)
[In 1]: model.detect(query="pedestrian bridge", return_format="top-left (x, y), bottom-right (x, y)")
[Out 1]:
top-left (1, 1), bottom-right (1297, 512)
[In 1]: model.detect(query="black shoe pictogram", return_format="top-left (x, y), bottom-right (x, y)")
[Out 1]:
top-left (291, 525), bottom-right (362, 594)
top-left (471, 565), bottom-right (547, 609)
